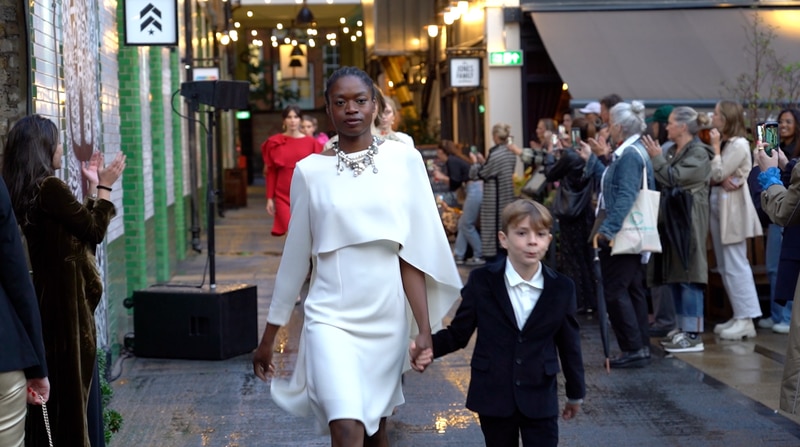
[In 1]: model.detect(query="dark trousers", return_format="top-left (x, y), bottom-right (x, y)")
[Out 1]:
top-left (599, 248), bottom-right (650, 352)
top-left (478, 410), bottom-right (558, 447)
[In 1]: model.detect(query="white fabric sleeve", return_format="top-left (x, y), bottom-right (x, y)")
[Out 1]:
top-left (267, 166), bottom-right (312, 326)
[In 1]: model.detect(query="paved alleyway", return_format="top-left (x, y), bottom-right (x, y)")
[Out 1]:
top-left (108, 184), bottom-right (800, 446)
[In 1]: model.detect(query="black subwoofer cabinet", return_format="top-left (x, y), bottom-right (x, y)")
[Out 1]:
top-left (132, 284), bottom-right (258, 360)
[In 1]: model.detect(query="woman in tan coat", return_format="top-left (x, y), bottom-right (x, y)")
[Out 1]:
top-left (708, 101), bottom-right (763, 340)
top-left (756, 145), bottom-right (800, 414)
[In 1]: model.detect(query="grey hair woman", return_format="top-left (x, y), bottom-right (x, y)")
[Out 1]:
top-left (583, 100), bottom-right (655, 369)
top-left (642, 105), bottom-right (715, 353)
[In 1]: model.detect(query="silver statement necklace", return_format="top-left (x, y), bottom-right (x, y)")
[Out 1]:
top-left (333, 136), bottom-right (380, 176)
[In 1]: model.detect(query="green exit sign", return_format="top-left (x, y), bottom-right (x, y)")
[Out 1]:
top-left (488, 51), bottom-right (523, 66)
top-left (236, 110), bottom-right (251, 120)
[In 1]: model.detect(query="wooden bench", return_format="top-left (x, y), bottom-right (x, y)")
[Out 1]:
top-left (705, 232), bottom-right (770, 321)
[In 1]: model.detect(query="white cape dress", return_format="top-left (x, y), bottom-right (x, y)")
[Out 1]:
top-left (266, 139), bottom-right (462, 435)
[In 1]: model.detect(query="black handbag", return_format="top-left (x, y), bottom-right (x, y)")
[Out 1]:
top-left (551, 182), bottom-right (592, 221)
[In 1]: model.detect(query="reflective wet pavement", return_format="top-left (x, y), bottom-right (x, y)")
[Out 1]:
top-left (109, 185), bottom-right (800, 446)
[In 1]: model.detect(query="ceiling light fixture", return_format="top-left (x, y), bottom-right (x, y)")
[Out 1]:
top-left (296, 0), bottom-right (315, 25)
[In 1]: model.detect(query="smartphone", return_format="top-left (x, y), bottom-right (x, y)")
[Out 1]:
top-left (550, 133), bottom-right (558, 146)
top-left (758, 122), bottom-right (779, 156)
top-left (558, 125), bottom-right (566, 137)
top-left (765, 121), bottom-right (779, 156)
top-left (571, 128), bottom-right (581, 149)
top-left (469, 145), bottom-right (478, 154)
top-left (508, 136), bottom-right (514, 145)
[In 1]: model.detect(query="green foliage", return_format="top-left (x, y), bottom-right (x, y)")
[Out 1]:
top-left (97, 350), bottom-right (123, 443)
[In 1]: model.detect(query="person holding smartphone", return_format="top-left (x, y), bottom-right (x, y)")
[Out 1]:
top-left (707, 100), bottom-right (763, 340)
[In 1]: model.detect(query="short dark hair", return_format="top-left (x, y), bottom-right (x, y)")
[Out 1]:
top-left (324, 66), bottom-right (375, 106)
top-left (600, 94), bottom-right (623, 110)
top-left (500, 199), bottom-right (553, 233)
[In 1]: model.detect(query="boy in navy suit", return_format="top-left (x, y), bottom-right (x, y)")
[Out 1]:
top-left (411, 199), bottom-right (585, 447)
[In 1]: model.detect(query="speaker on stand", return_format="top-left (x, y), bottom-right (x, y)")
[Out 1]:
top-left (131, 81), bottom-right (255, 360)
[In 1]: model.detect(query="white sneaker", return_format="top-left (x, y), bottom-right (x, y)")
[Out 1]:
top-left (719, 318), bottom-right (757, 340)
top-left (772, 323), bottom-right (791, 334)
top-left (714, 319), bottom-right (736, 334)
top-left (758, 318), bottom-right (776, 329)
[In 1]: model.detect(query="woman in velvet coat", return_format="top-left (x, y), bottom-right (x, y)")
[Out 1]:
top-left (2, 115), bottom-right (125, 447)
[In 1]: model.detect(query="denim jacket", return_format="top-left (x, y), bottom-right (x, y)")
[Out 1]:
top-left (586, 137), bottom-right (655, 239)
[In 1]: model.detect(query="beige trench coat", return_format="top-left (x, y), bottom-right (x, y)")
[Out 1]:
top-left (761, 163), bottom-right (800, 414)
top-left (710, 137), bottom-right (762, 244)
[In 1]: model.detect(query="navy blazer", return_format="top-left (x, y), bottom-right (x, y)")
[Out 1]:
top-left (432, 258), bottom-right (585, 419)
top-left (0, 177), bottom-right (47, 378)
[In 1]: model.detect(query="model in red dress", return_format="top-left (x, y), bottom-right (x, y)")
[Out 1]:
top-left (262, 105), bottom-right (322, 236)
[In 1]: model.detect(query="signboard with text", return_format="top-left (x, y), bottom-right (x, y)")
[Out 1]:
top-left (450, 58), bottom-right (481, 88)
top-left (124, 0), bottom-right (178, 46)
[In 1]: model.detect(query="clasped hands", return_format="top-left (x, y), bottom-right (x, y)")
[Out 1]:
top-left (408, 333), bottom-right (434, 372)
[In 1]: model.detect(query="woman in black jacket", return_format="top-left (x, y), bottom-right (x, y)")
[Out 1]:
top-left (545, 117), bottom-right (596, 312)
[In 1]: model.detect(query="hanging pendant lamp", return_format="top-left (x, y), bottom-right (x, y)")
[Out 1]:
top-left (296, 0), bottom-right (315, 25)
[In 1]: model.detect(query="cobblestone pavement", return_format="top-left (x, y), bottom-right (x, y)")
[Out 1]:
top-left (108, 186), bottom-right (800, 446)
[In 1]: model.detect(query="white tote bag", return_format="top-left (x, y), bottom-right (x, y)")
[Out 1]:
top-left (611, 149), bottom-right (662, 255)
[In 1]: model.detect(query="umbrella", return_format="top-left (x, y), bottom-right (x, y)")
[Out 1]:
top-left (662, 170), bottom-right (693, 271)
top-left (592, 234), bottom-right (611, 373)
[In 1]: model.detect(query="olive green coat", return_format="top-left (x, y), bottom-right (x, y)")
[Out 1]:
top-left (761, 163), bottom-right (800, 414)
top-left (648, 138), bottom-right (714, 285)
top-left (23, 177), bottom-right (115, 447)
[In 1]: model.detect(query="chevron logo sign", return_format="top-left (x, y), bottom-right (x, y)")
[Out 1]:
top-left (140, 4), bottom-right (162, 35)
top-left (124, 0), bottom-right (177, 46)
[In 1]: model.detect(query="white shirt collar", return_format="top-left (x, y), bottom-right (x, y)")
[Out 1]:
top-left (504, 259), bottom-right (544, 290)
top-left (613, 134), bottom-right (642, 158)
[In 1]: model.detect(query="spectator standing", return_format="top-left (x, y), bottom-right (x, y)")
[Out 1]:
top-left (583, 101), bottom-right (653, 368)
top-left (759, 108), bottom-right (800, 334)
top-left (2, 115), bottom-right (126, 447)
top-left (707, 101), bottom-right (763, 340)
top-left (470, 123), bottom-right (518, 262)
top-left (0, 176), bottom-right (49, 447)
top-left (645, 105), bottom-right (677, 337)
top-left (755, 143), bottom-right (800, 414)
top-left (545, 117), bottom-right (596, 313)
top-left (642, 107), bottom-right (714, 353)
top-left (434, 140), bottom-right (484, 265)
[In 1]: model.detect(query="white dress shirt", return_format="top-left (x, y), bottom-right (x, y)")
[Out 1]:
top-left (504, 260), bottom-right (544, 330)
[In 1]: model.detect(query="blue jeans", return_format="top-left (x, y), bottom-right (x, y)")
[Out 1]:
top-left (767, 224), bottom-right (793, 324)
top-left (454, 181), bottom-right (483, 259)
top-left (671, 282), bottom-right (705, 333)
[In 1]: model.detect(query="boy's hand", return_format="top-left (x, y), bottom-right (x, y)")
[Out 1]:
top-left (409, 341), bottom-right (434, 372)
top-left (562, 402), bottom-right (581, 420)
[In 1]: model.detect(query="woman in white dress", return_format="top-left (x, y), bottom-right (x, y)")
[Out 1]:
top-left (253, 66), bottom-right (461, 446)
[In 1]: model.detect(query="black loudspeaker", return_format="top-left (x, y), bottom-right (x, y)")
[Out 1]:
top-left (180, 80), bottom-right (250, 110)
top-left (132, 284), bottom-right (258, 360)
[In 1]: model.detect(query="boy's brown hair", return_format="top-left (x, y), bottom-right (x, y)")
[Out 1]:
top-left (500, 199), bottom-right (553, 233)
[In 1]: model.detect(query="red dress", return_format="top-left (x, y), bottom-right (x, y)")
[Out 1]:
top-left (261, 134), bottom-right (322, 236)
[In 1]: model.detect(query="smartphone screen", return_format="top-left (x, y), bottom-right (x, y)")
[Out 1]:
top-left (765, 121), bottom-right (779, 156)
top-left (571, 128), bottom-right (581, 149)
top-left (558, 125), bottom-right (566, 137)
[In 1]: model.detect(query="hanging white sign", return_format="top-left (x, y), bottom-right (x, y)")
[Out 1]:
top-left (124, 0), bottom-right (178, 46)
top-left (450, 58), bottom-right (481, 88)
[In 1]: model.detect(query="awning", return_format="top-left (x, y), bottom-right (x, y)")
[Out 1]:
top-left (528, 8), bottom-right (800, 105)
